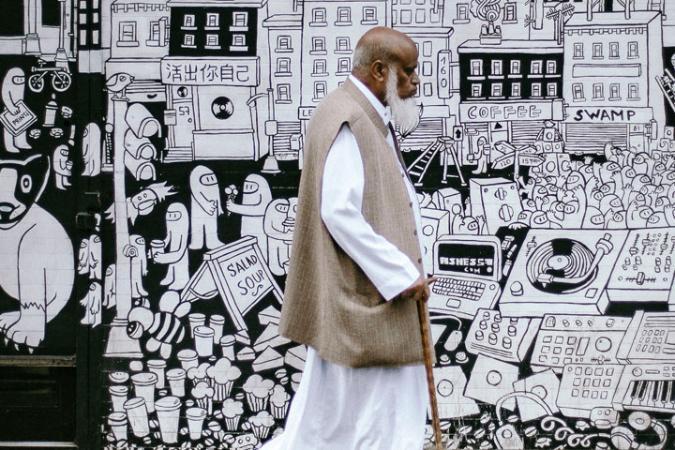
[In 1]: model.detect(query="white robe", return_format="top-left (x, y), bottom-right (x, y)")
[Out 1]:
top-left (262, 76), bottom-right (429, 450)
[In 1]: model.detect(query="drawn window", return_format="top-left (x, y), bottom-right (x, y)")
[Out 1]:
top-left (593, 83), bottom-right (604, 99)
top-left (456, 3), bottom-right (470, 22)
top-left (148, 21), bottom-right (160, 44)
top-left (629, 83), bottom-right (639, 99)
top-left (573, 43), bottom-right (583, 59)
top-left (231, 34), bottom-right (246, 50)
top-left (573, 83), bottom-right (584, 100)
top-left (423, 61), bottom-right (432, 76)
top-left (206, 13), bottom-right (219, 28)
top-left (491, 83), bottom-right (503, 97)
top-left (182, 33), bottom-right (195, 48)
top-left (423, 41), bottom-right (432, 57)
top-left (362, 6), bottom-right (377, 24)
top-left (628, 42), bottom-right (639, 58)
top-left (503, 2), bottom-right (516, 23)
top-left (206, 34), bottom-right (219, 48)
top-left (337, 58), bottom-right (351, 73)
top-left (547, 83), bottom-right (557, 97)
top-left (531, 60), bottom-right (542, 75)
top-left (471, 60), bottom-right (483, 76)
top-left (79, 13), bottom-right (87, 25)
top-left (92, 30), bottom-right (99, 45)
top-left (79, 29), bottom-right (87, 45)
top-left (511, 83), bottom-right (521, 97)
top-left (471, 84), bottom-right (482, 97)
top-left (336, 7), bottom-right (351, 24)
top-left (277, 84), bottom-right (290, 102)
top-left (609, 42), bottom-right (619, 58)
top-left (400, 9), bottom-right (412, 24)
top-left (424, 83), bottom-right (432, 96)
top-left (233, 12), bottom-right (248, 28)
top-left (314, 81), bottom-right (327, 100)
top-left (610, 83), bottom-right (620, 100)
top-left (118, 21), bottom-right (137, 45)
top-left (510, 60), bottom-right (520, 75)
top-left (416, 8), bottom-right (426, 23)
top-left (277, 35), bottom-right (291, 51)
top-left (593, 43), bottom-right (603, 58)
top-left (276, 58), bottom-right (291, 74)
top-left (312, 36), bottom-right (326, 52)
top-left (491, 60), bottom-right (503, 76)
top-left (336, 37), bottom-right (350, 52)
top-left (312, 8), bottom-right (326, 25)
top-left (182, 14), bottom-right (195, 28)
top-left (313, 59), bottom-right (327, 75)
top-left (546, 61), bottom-right (556, 74)
top-left (531, 83), bottom-right (541, 97)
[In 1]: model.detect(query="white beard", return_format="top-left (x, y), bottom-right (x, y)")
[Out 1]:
top-left (385, 66), bottom-right (420, 138)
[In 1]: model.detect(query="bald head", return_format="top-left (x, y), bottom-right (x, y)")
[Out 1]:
top-left (352, 27), bottom-right (416, 74)
top-left (351, 27), bottom-right (419, 106)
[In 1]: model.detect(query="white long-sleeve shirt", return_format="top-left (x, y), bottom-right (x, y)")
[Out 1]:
top-left (261, 76), bottom-right (428, 450)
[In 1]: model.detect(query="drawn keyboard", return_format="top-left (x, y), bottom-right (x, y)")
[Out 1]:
top-left (432, 277), bottom-right (485, 301)
top-left (428, 276), bottom-right (501, 319)
top-left (613, 365), bottom-right (675, 413)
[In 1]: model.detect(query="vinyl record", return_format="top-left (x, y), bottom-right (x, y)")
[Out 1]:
top-left (526, 238), bottom-right (597, 294)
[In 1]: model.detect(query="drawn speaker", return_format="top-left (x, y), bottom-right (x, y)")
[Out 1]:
top-left (665, 126), bottom-right (674, 140)
top-left (469, 177), bottom-right (522, 234)
top-left (538, 153), bottom-right (571, 177)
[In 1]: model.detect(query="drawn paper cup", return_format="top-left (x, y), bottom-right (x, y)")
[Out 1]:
top-left (186, 407), bottom-right (207, 440)
top-left (123, 397), bottom-right (150, 438)
top-left (131, 372), bottom-right (158, 413)
top-left (188, 313), bottom-right (206, 338)
top-left (107, 412), bottom-right (128, 442)
top-left (155, 396), bottom-right (181, 444)
top-left (219, 335), bottom-right (236, 360)
top-left (149, 239), bottom-right (164, 259)
top-left (166, 368), bottom-right (186, 397)
top-left (177, 349), bottom-right (199, 371)
top-left (209, 315), bottom-right (225, 344)
top-left (147, 359), bottom-right (167, 389)
top-left (194, 326), bottom-right (215, 357)
top-left (109, 371), bottom-right (129, 384)
top-left (109, 385), bottom-right (129, 412)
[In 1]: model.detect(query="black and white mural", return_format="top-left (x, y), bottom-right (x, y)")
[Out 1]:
top-left (6, 0), bottom-right (675, 448)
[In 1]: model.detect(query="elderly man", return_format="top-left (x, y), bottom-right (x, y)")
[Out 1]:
top-left (262, 27), bottom-right (436, 450)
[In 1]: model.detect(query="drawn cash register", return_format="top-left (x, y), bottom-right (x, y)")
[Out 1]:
top-left (427, 235), bottom-right (502, 320)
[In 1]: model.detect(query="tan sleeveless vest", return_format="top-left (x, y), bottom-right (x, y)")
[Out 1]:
top-left (279, 78), bottom-right (433, 368)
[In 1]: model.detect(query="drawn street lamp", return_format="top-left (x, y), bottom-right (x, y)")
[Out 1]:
top-left (55, 0), bottom-right (70, 71)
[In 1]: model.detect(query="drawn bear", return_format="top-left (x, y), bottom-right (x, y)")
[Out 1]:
top-left (0, 154), bottom-right (74, 350)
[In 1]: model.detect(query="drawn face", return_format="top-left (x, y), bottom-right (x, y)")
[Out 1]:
top-left (0, 155), bottom-right (49, 228)
top-left (243, 180), bottom-right (259, 193)
top-left (200, 173), bottom-right (218, 186)
top-left (131, 189), bottom-right (158, 214)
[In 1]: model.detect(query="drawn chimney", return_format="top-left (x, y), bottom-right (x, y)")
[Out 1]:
top-left (625, 0), bottom-right (632, 20)
top-left (587, 0), bottom-right (593, 22)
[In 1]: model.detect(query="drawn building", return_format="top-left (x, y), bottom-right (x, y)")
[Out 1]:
top-left (562, 10), bottom-right (665, 153)
top-left (161, 0), bottom-right (271, 162)
top-left (262, 13), bottom-right (302, 161)
top-left (457, 38), bottom-right (564, 160)
top-left (106, 0), bottom-right (170, 82)
top-left (0, 0), bottom-right (74, 61)
top-left (391, 0), bottom-right (454, 150)
top-left (298, 0), bottom-right (387, 129)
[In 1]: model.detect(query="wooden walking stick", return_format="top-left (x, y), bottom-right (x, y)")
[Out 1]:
top-left (417, 296), bottom-right (444, 450)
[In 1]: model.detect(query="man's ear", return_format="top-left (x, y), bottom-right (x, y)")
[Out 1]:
top-left (370, 60), bottom-right (387, 84)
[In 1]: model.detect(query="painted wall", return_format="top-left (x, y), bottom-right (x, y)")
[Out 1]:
top-left (3, 0), bottom-right (675, 449)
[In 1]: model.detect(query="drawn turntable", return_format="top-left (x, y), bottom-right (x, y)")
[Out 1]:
top-left (500, 230), bottom-right (629, 317)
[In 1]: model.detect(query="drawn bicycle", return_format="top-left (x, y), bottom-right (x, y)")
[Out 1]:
top-left (28, 59), bottom-right (72, 93)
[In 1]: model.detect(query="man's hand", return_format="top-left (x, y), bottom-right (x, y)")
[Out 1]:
top-left (399, 275), bottom-right (438, 303)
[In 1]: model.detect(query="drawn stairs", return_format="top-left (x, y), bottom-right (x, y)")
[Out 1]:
top-left (407, 137), bottom-right (444, 187)
top-left (657, 69), bottom-right (675, 114)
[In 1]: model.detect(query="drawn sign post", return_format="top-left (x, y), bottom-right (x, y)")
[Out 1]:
top-left (181, 236), bottom-right (283, 332)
